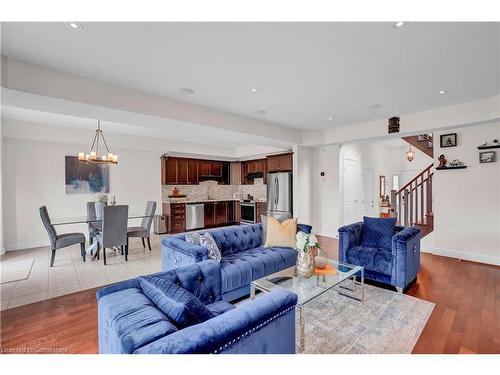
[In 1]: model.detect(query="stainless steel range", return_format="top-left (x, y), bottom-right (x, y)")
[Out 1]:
top-left (240, 201), bottom-right (256, 224)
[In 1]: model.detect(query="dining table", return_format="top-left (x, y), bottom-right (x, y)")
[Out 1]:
top-left (51, 211), bottom-right (155, 260)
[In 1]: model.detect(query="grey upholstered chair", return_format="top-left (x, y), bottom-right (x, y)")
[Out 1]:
top-left (39, 206), bottom-right (86, 267)
top-left (96, 205), bottom-right (129, 265)
top-left (86, 202), bottom-right (102, 251)
top-left (127, 201), bottom-right (156, 251)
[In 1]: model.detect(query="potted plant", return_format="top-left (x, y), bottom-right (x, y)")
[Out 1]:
top-left (296, 232), bottom-right (322, 277)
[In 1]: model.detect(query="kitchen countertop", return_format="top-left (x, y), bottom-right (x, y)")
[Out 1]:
top-left (164, 198), bottom-right (266, 204)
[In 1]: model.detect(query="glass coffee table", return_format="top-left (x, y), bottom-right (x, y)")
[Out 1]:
top-left (250, 259), bottom-right (364, 353)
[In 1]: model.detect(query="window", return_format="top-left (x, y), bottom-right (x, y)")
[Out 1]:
top-left (392, 174), bottom-right (400, 191)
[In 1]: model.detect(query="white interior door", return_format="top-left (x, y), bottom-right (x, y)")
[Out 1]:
top-left (342, 158), bottom-right (362, 225)
top-left (362, 168), bottom-right (376, 217)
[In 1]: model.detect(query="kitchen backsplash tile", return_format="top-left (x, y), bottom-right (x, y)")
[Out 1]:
top-left (162, 181), bottom-right (266, 202)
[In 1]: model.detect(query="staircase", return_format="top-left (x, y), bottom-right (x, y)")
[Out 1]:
top-left (401, 134), bottom-right (433, 158)
top-left (391, 163), bottom-right (434, 237)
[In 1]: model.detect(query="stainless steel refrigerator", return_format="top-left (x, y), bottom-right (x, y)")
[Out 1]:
top-left (267, 172), bottom-right (293, 219)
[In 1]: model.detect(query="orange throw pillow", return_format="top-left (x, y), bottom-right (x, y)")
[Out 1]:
top-left (264, 217), bottom-right (298, 248)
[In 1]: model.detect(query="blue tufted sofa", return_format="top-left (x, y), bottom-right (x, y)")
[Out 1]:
top-left (338, 222), bottom-right (421, 292)
top-left (97, 260), bottom-right (297, 354)
top-left (161, 223), bottom-right (312, 302)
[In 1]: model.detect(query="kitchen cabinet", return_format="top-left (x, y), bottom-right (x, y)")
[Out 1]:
top-left (215, 201), bottom-right (227, 225)
top-left (164, 157), bottom-right (227, 185)
top-left (256, 202), bottom-right (267, 222)
top-left (241, 158), bottom-right (267, 184)
top-left (267, 153), bottom-right (293, 172)
top-left (169, 203), bottom-right (186, 233)
top-left (204, 202), bottom-right (216, 227)
top-left (177, 159), bottom-right (189, 184)
top-left (188, 160), bottom-right (199, 184)
top-left (227, 201), bottom-right (235, 223)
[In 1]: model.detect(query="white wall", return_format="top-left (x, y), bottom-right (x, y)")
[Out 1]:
top-left (0, 118), bottom-right (4, 255)
top-left (3, 137), bottom-right (161, 251)
top-left (293, 145), bottom-right (313, 225)
top-left (422, 122), bottom-right (500, 265)
top-left (310, 144), bottom-right (340, 237)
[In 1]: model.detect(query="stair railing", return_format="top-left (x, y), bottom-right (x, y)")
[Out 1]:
top-left (391, 163), bottom-right (434, 227)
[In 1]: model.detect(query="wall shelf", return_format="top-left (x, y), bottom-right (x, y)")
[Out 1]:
top-left (477, 145), bottom-right (500, 150)
top-left (436, 166), bottom-right (467, 170)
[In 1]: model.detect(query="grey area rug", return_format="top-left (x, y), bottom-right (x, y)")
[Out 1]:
top-left (300, 284), bottom-right (435, 354)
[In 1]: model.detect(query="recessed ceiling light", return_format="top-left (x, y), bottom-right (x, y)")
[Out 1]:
top-left (251, 88), bottom-right (258, 93)
top-left (328, 116), bottom-right (334, 121)
top-left (67, 22), bottom-right (83, 30)
top-left (368, 104), bottom-right (382, 111)
top-left (392, 21), bottom-right (408, 29)
top-left (254, 110), bottom-right (267, 115)
top-left (439, 90), bottom-right (446, 95)
top-left (178, 88), bottom-right (195, 95)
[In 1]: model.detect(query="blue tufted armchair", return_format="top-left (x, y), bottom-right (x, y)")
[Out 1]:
top-left (338, 220), bottom-right (421, 293)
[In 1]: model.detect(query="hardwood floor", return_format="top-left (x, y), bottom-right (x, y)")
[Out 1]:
top-left (1, 235), bottom-right (499, 354)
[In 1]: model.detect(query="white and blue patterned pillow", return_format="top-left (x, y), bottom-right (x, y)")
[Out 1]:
top-left (199, 232), bottom-right (222, 262)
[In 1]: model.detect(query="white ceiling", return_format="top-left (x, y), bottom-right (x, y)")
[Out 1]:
top-left (2, 22), bottom-right (499, 131)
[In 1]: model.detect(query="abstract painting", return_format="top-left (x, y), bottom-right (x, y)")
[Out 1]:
top-left (65, 156), bottom-right (109, 194)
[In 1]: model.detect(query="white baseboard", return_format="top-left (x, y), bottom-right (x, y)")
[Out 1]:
top-left (5, 239), bottom-right (50, 252)
top-left (422, 246), bottom-right (500, 266)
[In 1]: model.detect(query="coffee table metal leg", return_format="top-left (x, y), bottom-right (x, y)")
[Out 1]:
top-left (361, 268), bottom-right (365, 302)
top-left (297, 306), bottom-right (304, 353)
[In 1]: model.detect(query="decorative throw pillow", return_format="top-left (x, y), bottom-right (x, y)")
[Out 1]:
top-left (199, 232), bottom-right (222, 262)
top-left (264, 217), bottom-right (298, 248)
top-left (261, 214), bottom-right (291, 244)
top-left (185, 232), bottom-right (201, 245)
top-left (139, 276), bottom-right (214, 328)
top-left (361, 216), bottom-right (397, 250)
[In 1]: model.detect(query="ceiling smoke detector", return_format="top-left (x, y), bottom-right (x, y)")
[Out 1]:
top-left (67, 22), bottom-right (83, 30)
top-left (392, 21), bottom-right (408, 29)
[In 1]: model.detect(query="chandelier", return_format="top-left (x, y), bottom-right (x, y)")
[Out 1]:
top-left (78, 120), bottom-right (118, 164)
top-left (406, 145), bottom-right (415, 162)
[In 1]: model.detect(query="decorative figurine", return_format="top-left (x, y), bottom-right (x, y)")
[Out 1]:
top-left (438, 154), bottom-right (447, 168)
top-left (449, 159), bottom-right (465, 167)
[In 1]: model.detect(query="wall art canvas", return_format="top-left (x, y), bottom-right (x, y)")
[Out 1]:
top-left (65, 156), bottom-right (109, 194)
top-left (479, 151), bottom-right (496, 164)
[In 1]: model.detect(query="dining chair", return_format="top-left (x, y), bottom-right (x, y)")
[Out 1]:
top-left (96, 205), bottom-right (129, 265)
top-left (127, 201), bottom-right (156, 251)
top-left (39, 206), bottom-right (86, 267)
top-left (86, 202), bottom-right (102, 253)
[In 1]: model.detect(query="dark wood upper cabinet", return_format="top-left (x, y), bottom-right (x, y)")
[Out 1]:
top-left (166, 158), bottom-right (178, 184)
top-left (267, 153), bottom-right (293, 173)
top-left (241, 158), bottom-right (267, 184)
top-left (177, 159), bottom-right (189, 184)
top-left (199, 161), bottom-right (211, 177)
top-left (188, 160), bottom-right (199, 184)
top-left (211, 162), bottom-right (222, 177)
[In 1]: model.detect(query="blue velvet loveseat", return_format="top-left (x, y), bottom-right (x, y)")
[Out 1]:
top-left (338, 218), bottom-right (421, 293)
top-left (97, 260), bottom-right (297, 354)
top-left (161, 223), bottom-right (312, 302)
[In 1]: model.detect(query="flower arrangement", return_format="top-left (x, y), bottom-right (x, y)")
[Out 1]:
top-left (95, 193), bottom-right (108, 203)
top-left (296, 232), bottom-right (321, 253)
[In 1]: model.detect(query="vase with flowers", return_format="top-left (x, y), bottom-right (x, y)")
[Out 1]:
top-left (296, 232), bottom-right (322, 278)
top-left (94, 193), bottom-right (108, 220)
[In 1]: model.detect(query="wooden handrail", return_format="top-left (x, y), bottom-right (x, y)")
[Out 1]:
top-left (396, 163), bottom-right (434, 195)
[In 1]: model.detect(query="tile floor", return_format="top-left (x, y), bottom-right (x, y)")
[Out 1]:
top-left (0, 235), bottom-right (165, 310)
